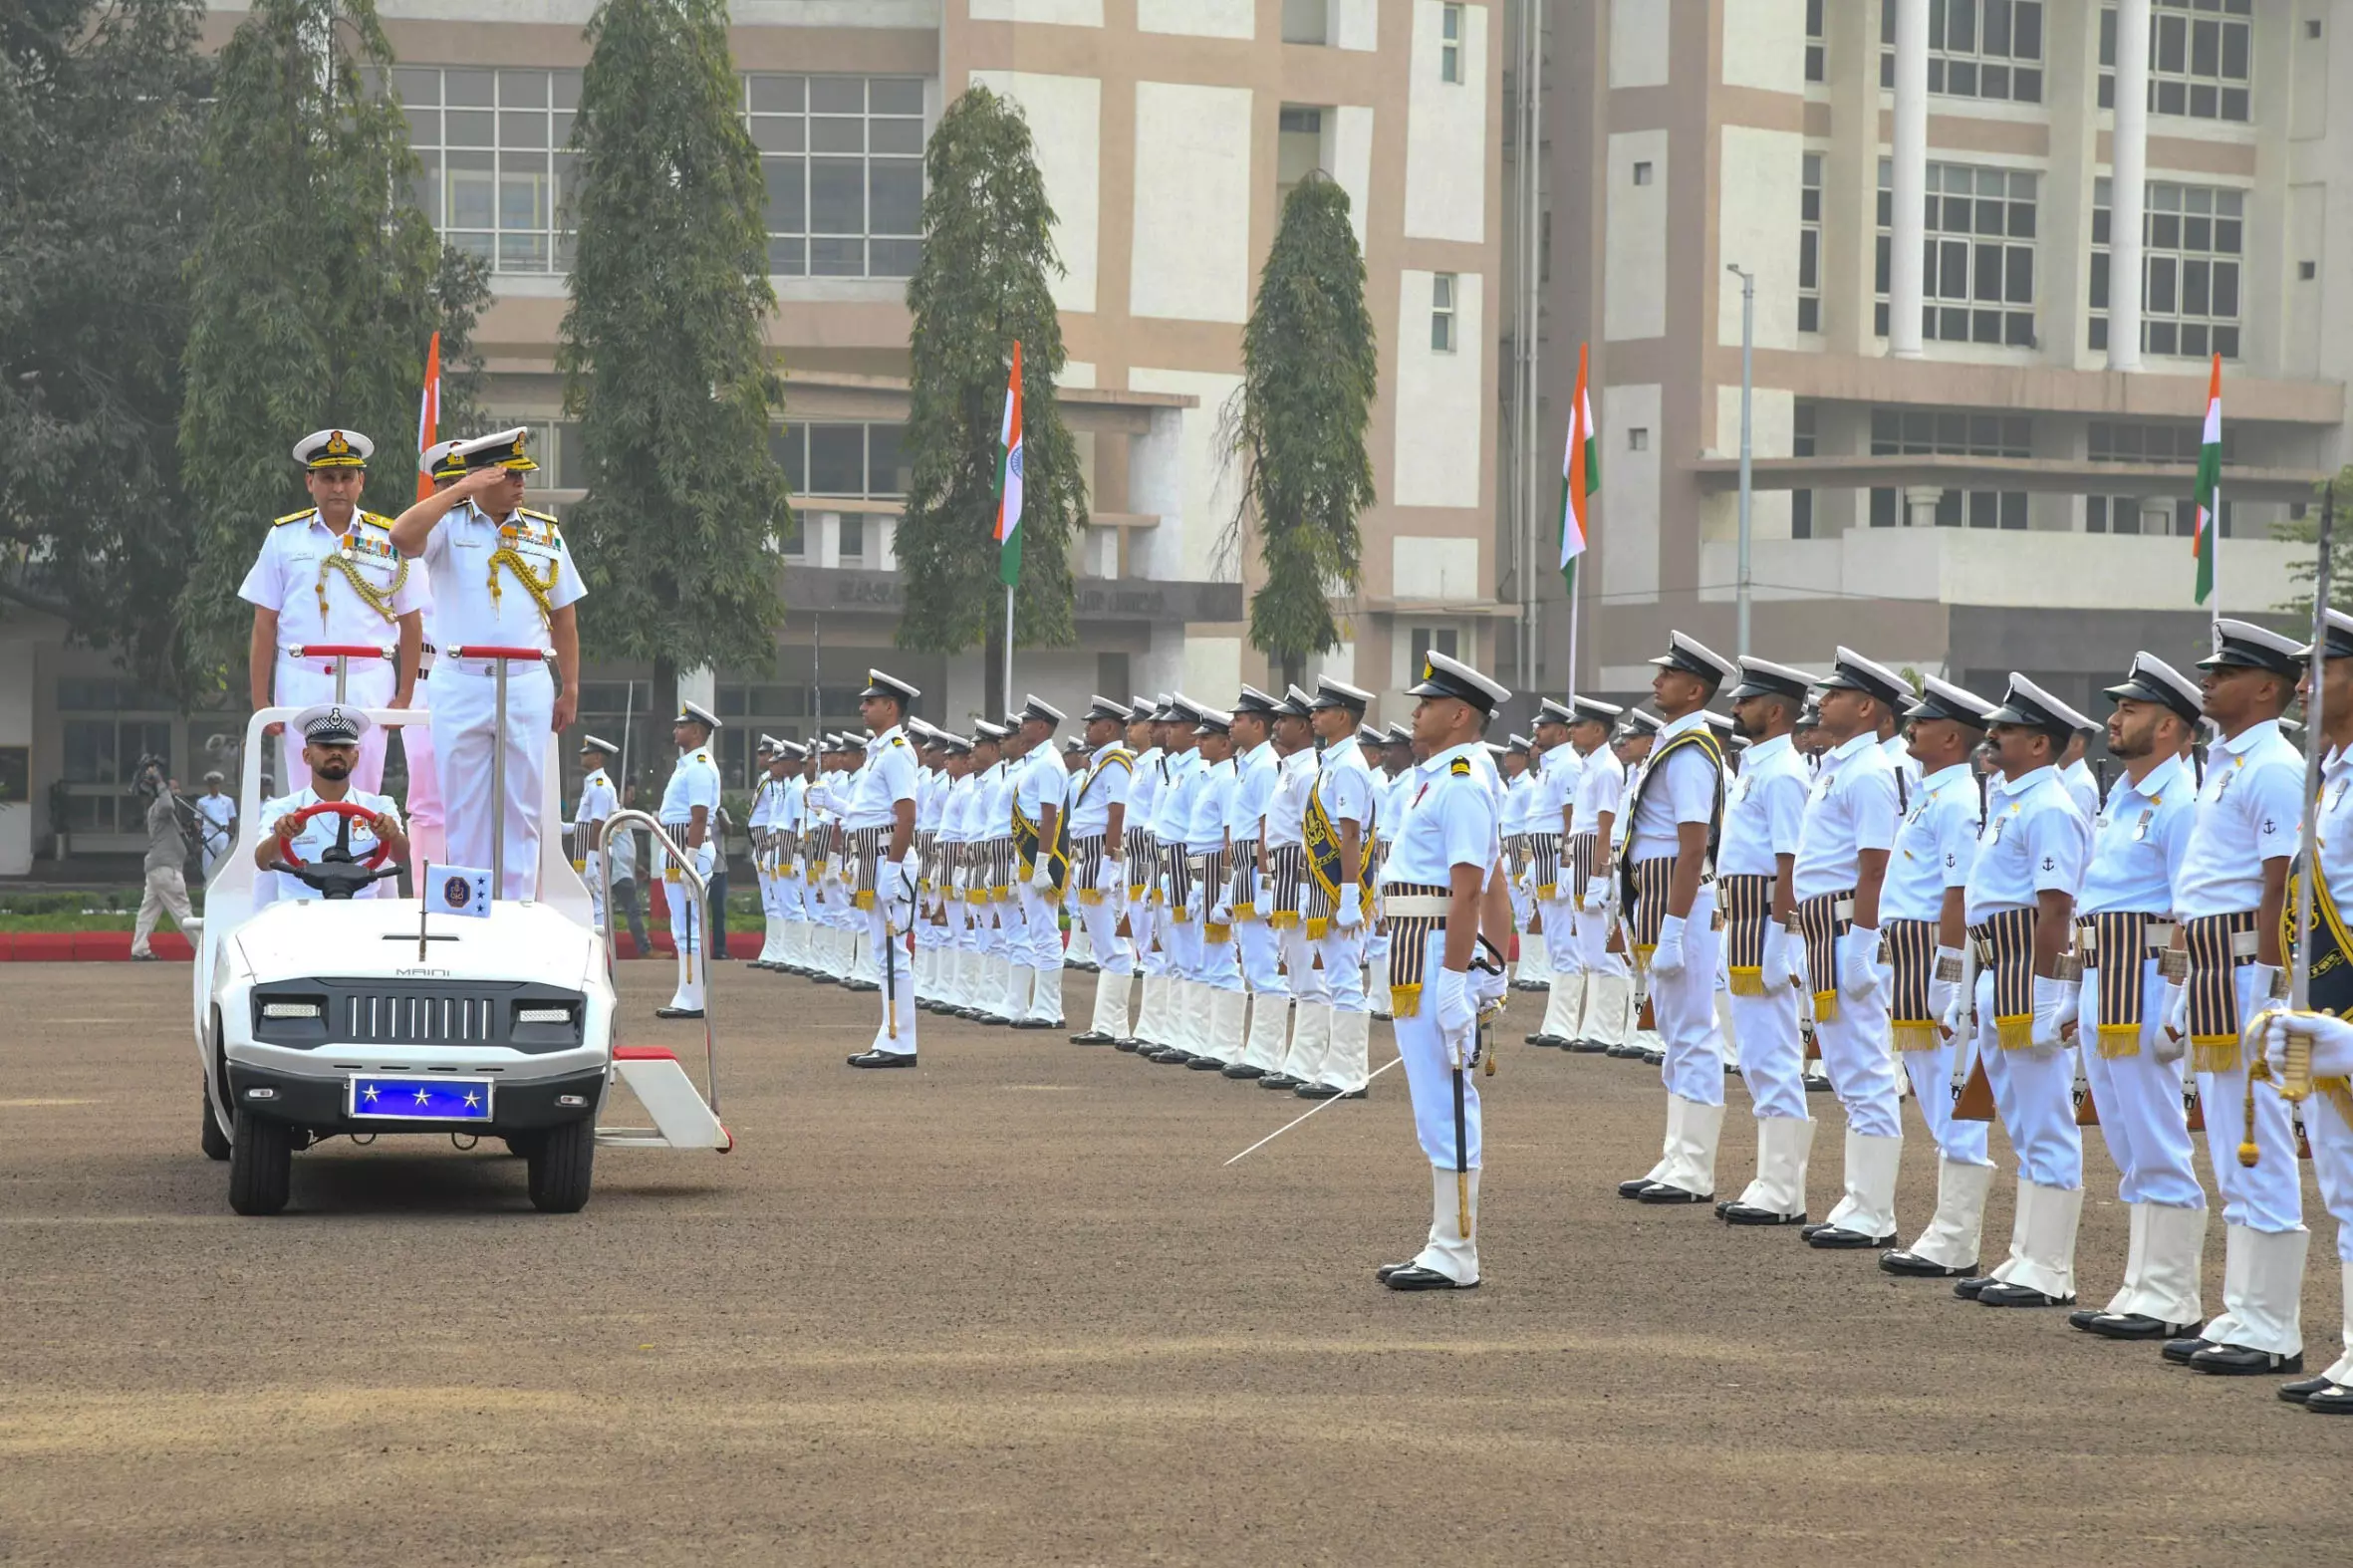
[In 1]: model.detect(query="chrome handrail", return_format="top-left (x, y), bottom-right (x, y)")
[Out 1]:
top-left (598, 808), bottom-right (718, 1116)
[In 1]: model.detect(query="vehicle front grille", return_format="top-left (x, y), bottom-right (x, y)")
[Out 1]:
top-left (251, 979), bottom-right (585, 1053)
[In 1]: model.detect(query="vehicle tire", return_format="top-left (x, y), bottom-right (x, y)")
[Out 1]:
top-left (228, 1108), bottom-right (294, 1215)
top-left (525, 1118), bottom-right (595, 1213)
top-left (200, 1087), bottom-right (232, 1162)
top-left (501, 1132), bottom-right (543, 1160)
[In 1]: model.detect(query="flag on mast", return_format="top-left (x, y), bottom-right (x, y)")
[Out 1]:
top-left (414, 329), bottom-right (441, 503)
top-left (1559, 342), bottom-right (1599, 594)
top-left (2193, 352), bottom-right (2222, 606)
top-left (994, 341), bottom-right (1025, 589)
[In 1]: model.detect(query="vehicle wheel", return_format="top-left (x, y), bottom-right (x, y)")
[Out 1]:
top-left (228, 1107), bottom-right (293, 1215)
top-left (200, 1086), bottom-right (232, 1162)
top-left (525, 1118), bottom-right (595, 1213)
top-left (501, 1132), bottom-right (543, 1160)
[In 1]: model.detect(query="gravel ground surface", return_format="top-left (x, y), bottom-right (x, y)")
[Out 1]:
top-left (1, 960), bottom-right (2342, 1566)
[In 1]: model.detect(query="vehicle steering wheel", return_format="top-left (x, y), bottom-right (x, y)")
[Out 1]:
top-left (276, 800), bottom-right (402, 901)
top-left (279, 800), bottom-right (393, 867)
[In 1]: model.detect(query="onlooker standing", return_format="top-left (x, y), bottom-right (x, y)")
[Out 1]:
top-left (131, 779), bottom-right (198, 960)
top-left (194, 772), bottom-right (239, 881)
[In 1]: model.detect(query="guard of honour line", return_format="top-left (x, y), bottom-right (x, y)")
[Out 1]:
top-left (239, 420), bottom-right (2353, 1407)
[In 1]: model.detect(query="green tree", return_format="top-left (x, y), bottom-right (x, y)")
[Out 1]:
top-left (559, 0), bottom-right (790, 698)
top-left (895, 86), bottom-right (1085, 689)
top-left (0, 0), bottom-right (208, 690)
top-left (177, 0), bottom-right (489, 672)
top-left (2278, 466), bottom-right (2353, 614)
top-left (1225, 173), bottom-right (1376, 688)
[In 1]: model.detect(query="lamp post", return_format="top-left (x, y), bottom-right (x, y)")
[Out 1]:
top-left (1726, 263), bottom-right (1755, 656)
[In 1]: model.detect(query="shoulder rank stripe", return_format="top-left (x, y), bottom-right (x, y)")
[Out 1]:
top-left (274, 508), bottom-right (319, 526)
top-left (1450, 758), bottom-right (1471, 775)
top-left (518, 507), bottom-right (561, 525)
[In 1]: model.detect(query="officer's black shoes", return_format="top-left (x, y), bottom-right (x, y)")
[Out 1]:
top-left (1719, 1203), bottom-right (1808, 1227)
top-left (654, 1006), bottom-right (705, 1020)
top-left (1952, 1276), bottom-right (1994, 1299)
top-left (2188, 1344), bottom-right (2303, 1376)
top-left (1636, 1183), bottom-right (1711, 1205)
top-left (1806, 1225), bottom-right (1896, 1250)
top-left (1976, 1282), bottom-right (2073, 1308)
top-left (1382, 1266), bottom-right (1477, 1292)
top-left (1879, 1249), bottom-right (1975, 1278)
top-left (1112, 1037), bottom-right (1145, 1053)
top-left (1639, 1047), bottom-right (1666, 1066)
top-left (844, 979), bottom-right (879, 993)
top-left (1146, 1047), bottom-right (1194, 1065)
top-left (1603, 1041), bottom-right (1639, 1058)
top-left (1009, 1017), bottom-right (1058, 1030)
top-left (1259, 1072), bottom-right (1304, 1091)
top-left (1375, 1260), bottom-right (1416, 1283)
top-left (1617, 1177), bottom-right (1659, 1199)
top-left (1221, 1062), bottom-right (1266, 1080)
top-left (1184, 1055), bottom-right (1226, 1070)
top-left (2277, 1374), bottom-right (2332, 1405)
top-left (846, 1050), bottom-right (917, 1069)
top-left (1525, 1034), bottom-right (1568, 1048)
top-left (2160, 1335), bottom-right (2216, 1365)
top-left (2305, 1383), bottom-right (2353, 1413)
top-left (1294, 1082), bottom-right (1365, 1099)
top-left (1069, 1029), bottom-right (1119, 1045)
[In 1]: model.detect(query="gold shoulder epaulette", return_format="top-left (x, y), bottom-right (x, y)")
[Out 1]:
top-left (274, 508), bottom-right (318, 527)
top-left (519, 507), bottom-right (561, 526)
top-left (1451, 758), bottom-right (1472, 775)
top-left (359, 511), bottom-right (394, 528)
top-left (891, 735), bottom-right (907, 747)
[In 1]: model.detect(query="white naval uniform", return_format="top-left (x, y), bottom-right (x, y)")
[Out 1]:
top-left (1303, 735), bottom-right (1378, 1094)
top-left (1380, 742), bottom-right (1502, 1284)
top-left (972, 756), bottom-right (1017, 1017)
top-left (2062, 757), bottom-right (2103, 822)
top-left (1227, 738), bottom-right (1289, 1072)
top-left (656, 742), bottom-right (721, 1012)
top-left (239, 508), bottom-right (425, 796)
top-left (1121, 746), bottom-right (1165, 1040)
top-left (1962, 762), bottom-right (2091, 1298)
top-left (745, 772), bottom-right (780, 961)
top-left (1716, 731), bottom-right (1814, 1218)
top-left (1012, 741), bottom-right (1072, 1023)
top-left (1187, 752), bottom-right (1243, 1060)
top-left (1143, 746), bottom-right (1202, 1046)
top-left (1570, 742), bottom-right (1633, 1045)
top-left (939, 769), bottom-right (980, 1006)
top-left (1069, 743), bottom-right (1136, 1041)
top-left (2073, 750), bottom-right (2205, 1329)
top-left (1530, 741), bottom-right (1582, 1040)
top-left (1154, 746), bottom-right (1210, 1053)
top-left (847, 725), bottom-right (920, 1051)
top-left (2174, 716), bottom-right (2305, 1357)
top-left (1623, 710), bottom-right (1730, 1196)
top-left (254, 786), bottom-right (402, 907)
top-left (1265, 745), bottom-right (1323, 1077)
top-left (413, 501), bottom-right (584, 900)
top-left (195, 792), bottom-right (238, 881)
top-left (572, 765), bottom-right (619, 928)
top-left (2301, 744), bottom-right (2353, 1392)
top-left (1793, 728), bottom-right (1905, 1237)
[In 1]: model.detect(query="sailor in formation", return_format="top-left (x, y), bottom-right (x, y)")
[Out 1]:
top-left (1008, 696), bottom-right (1070, 1029)
top-left (1298, 678), bottom-right (1380, 1101)
top-left (654, 701), bottom-right (722, 1020)
top-left (843, 672), bottom-right (922, 1066)
top-left (1219, 688), bottom-right (1292, 1076)
top-left (570, 734), bottom-right (621, 931)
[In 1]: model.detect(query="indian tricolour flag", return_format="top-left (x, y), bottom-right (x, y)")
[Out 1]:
top-left (994, 341), bottom-right (1025, 589)
top-left (2193, 352), bottom-right (2222, 606)
top-left (1559, 341), bottom-right (1599, 594)
top-left (414, 329), bottom-right (441, 503)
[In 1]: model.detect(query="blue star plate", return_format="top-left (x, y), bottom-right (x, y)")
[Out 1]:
top-left (348, 1076), bottom-right (494, 1120)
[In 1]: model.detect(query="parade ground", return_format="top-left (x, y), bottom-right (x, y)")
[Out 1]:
top-left (1, 960), bottom-right (2339, 1567)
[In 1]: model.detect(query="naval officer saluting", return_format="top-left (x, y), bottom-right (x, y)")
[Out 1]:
top-left (389, 428), bottom-right (583, 901)
top-left (1374, 651), bottom-right (1512, 1290)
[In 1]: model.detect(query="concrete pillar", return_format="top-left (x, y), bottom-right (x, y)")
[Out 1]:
top-left (2108, 0), bottom-right (2150, 372)
top-left (1889, 0), bottom-right (1929, 359)
top-left (1906, 485), bottom-right (1943, 529)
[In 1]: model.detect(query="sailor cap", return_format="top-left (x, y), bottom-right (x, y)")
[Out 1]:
top-left (577, 733), bottom-right (620, 755)
top-left (2102, 652), bottom-right (2204, 725)
top-left (674, 700), bottom-right (721, 731)
top-left (452, 426), bottom-right (538, 472)
top-left (1570, 695), bottom-right (1626, 726)
top-left (292, 703), bottom-right (370, 745)
top-left (293, 428), bottom-right (373, 469)
top-left (1310, 675), bottom-right (1376, 712)
top-left (1083, 694), bottom-right (1131, 722)
top-left (1727, 656), bottom-right (1815, 706)
top-left (2300, 608), bottom-right (2353, 663)
top-left (862, 668), bottom-right (919, 709)
top-left (1904, 675), bottom-right (1998, 728)
top-left (1405, 650), bottom-right (1512, 715)
top-left (1984, 672), bottom-right (2096, 738)
top-left (971, 719), bottom-right (1010, 742)
top-left (2199, 618), bottom-right (2304, 678)
top-left (1192, 704), bottom-right (1235, 735)
top-left (1814, 647), bottom-right (1914, 711)
top-left (1016, 693), bottom-right (1065, 727)
top-left (1534, 698), bottom-right (1576, 727)
top-left (1234, 684), bottom-right (1281, 717)
top-left (420, 437), bottom-right (467, 482)
top-left (1649, 630), bottom-right (1739, 689)
top-left (1620, 708), bottom-right (1664, 737)
top-left (1385, 721), bottom-right (1414, 744)
top-left (1507, 733), bottom-right (1532, 754)
top-left (1278, 685), bottom-right (1315, 719)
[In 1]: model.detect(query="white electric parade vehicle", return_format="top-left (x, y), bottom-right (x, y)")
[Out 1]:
top-left (193, 647), bottom-right (729, 1216)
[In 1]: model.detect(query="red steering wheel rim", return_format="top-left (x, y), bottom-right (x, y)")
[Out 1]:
top-left (280, 800), bottom-right (392, 868)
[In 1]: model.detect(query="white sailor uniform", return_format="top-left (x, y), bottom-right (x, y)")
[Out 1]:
top-left (656, 740), bottom-right (721, 1014)
top-left (1715, 730), bottom-right (1815, 1220)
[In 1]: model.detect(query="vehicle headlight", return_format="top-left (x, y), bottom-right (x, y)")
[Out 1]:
top-left (262, 1001), bottom-right (323, 1020)
top-left (516, 1006), bottom-right (571, 1025)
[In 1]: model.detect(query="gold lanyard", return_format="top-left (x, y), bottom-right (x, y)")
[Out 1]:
top-left (315, 529), bottom-right (406, 623)
top-left (487, 521), bottom-right (559, 628)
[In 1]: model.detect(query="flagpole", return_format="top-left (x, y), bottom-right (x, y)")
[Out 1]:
top-left (1003, 584), bottom-right (1014, 716)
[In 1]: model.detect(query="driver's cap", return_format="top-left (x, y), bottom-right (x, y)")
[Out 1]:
top-left (292, 703), bottom-right (371, 746)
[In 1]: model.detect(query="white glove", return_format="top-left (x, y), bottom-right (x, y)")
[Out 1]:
top-left (1433, 966), bottom-right (1477, 1061)
top-left (2251, 962), bottom-right (2284, 1012)
top-left (692, 840), bottom-right (716, 877)
top-left (1584, 875), bottom-right (1613, 913)
top-left (1211, 900), bottom-right (1233, 925)
top-left (1941, 972), bottom-right (1970, 1037)
top-left (1334, 884), bottom-right (1363, 931)
top-left (1028, 857), bottom-right (1054, 892)
top-left (884, 855), bottom-right (916, 922)
top-left (2154, 981), bottom-right (2189, 1063)
top-left (1761, 923), bottom-right (1799, 990)
top-left (1837, 925), bottom-right (1882, 1002)
top-left (1650, 915), bottom-right (1687, 979)
top-left (2028, 973), bottom-right (2072, 1056)
top-left (1473, 963), bottom-right (1508, 1016)
top-left (1926, 945), bottom-right (1964, 1034)
top-left (951, 866), bottom-right (967, 898)
top-left (2260, 1007), bottom-right (2353, 1080)
top-left (1513, 867), bottom-right (1533, 895)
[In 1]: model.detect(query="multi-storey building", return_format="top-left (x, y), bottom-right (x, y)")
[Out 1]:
top-left (1535, 0), bottom-right (2347, 719)
top-left (3, 0), bottom-right (1502, 872)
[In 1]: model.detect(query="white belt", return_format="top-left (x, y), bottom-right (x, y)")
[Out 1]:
top-left (2075, 918), bottom-right (2179, 954)
top-left (1385, 896), bottom-right (1452, 918)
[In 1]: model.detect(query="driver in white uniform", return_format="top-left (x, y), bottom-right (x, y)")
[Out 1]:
top-left (253, 705), bottom-right (408, 906)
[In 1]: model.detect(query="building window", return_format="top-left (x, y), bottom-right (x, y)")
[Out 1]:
top-left (1798, 152), bottom-right (1823, 334)
top-left (2100, 0), bottom-right (2252, 122)
top-left (1431, 273), bottom-right (1457, 353)
top-left (58, 677), bottom-right (176, 839)
top-left (1880, 0), bottom-right (2045, 102)
top-left (1283, 0), bottom-right (1329, 45)
top-left (1806, 0), bottom-right (1827, 82)
top-left (394, 67), bottom-right (581, 273)
top-left (1440, 4), bottom-right (1465, 83)
top-left (1632, 160), bottom-right (1653, 185)
top-left (714, 681), bottom-right (820, 788)
top-left (2084, 420), bottom-right (2236, 537)
top-left (2089, 179), bottom-right (2242, 359)
top-left (770, 421), bottom-right (910, 501)
top-left (1411, 626), bottom-right (1460, 665)
top-left (1792, 400), bottom-right (1817, 539)
top-left (1277, 106), bottom-right (1328, 210)
top-left (1876, 159), bottom-right (2037, 347)
top-left (1868, 408), bottom-right (2030, 529)
top-left (487, 417), bottom-right (586, 492)
top-left (1628, 427), bottom-right (1650, 451)
top-left (744, 74), bottom-right (926, 279)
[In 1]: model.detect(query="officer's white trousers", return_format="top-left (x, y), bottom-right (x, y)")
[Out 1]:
top-left (1727, 984), bottom-right (1809, 1123)
top-left (2079, 959), bottom-right (2205, 1209)
top-left (2196, 962), bottom-right (2303, 1234)
top-left (272, 653), bottom-right (396, 796)
top-left (1814, 959), bottom-right (1905, 1140)
top-left (429, 658), bottom-right (552, 901)
top-left (1650, 887), bottom-right (1724, 1107)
